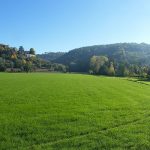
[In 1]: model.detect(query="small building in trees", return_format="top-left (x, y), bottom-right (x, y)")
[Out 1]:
top-left (24, 51), bottom-right (36, 58)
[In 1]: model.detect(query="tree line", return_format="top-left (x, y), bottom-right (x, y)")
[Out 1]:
top-left (1, 43), bottom-right (150, 79)
top-left (89, 55), bottom-right (150, 78)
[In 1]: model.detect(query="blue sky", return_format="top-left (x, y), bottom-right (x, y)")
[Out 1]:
top-left (0, 0), bottom-right (150, 53)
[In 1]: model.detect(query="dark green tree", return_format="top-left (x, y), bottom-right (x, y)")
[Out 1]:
top-left (29, 48), bottom-right (35, 55)
top-left (19, 46), bottom-right (24, 52)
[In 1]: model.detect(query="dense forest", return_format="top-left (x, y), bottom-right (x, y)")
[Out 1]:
top-left (0, 44), bottom-right (67, 72)
top-left (38, 43), bottom-right (150, 78)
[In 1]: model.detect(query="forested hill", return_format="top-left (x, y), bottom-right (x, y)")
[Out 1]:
top-left (2, 42), bottom-right (150, 76)
top-left (37, 52), bottom-right (65, 62)
top-left (54, 43), bottom-right (150, 72)
top-left (0, 44), bottom-right (67, 72)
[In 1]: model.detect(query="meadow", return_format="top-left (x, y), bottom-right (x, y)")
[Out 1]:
top-left (1, 73), bottom-right (150, 149)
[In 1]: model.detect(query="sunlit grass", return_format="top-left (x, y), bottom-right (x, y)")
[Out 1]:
top-left (0, 73), bottom-right (150, 149)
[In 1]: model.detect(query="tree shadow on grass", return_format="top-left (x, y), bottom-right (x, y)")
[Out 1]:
top-left (126, 77), bottom-right (150, 86)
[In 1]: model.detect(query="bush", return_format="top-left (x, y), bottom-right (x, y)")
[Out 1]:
top-left (0, 64), bottom-right (6, 72)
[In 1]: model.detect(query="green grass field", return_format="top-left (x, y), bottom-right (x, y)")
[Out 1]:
top-left (1, 73), bottom-right (150, 149)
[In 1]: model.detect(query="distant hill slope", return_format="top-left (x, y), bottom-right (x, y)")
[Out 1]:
top-left (37, 52), bottom-right (65, 62)
top-left (54, 43), bottom-right (150, 72)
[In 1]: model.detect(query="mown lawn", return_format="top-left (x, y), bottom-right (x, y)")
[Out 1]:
top-left (0, 73), bottom-right (150, 149)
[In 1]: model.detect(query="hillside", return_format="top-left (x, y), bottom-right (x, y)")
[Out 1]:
top-left (0, 44), bottom-right (67, 72)
top-left (1, 73), bottom-right (150, 149)
top-left (37, 52), bottom-right (65, 62)
top-left (54, 43), bottom-right (150, 72)
top-left (1, 43), bottom-right (150, 76)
